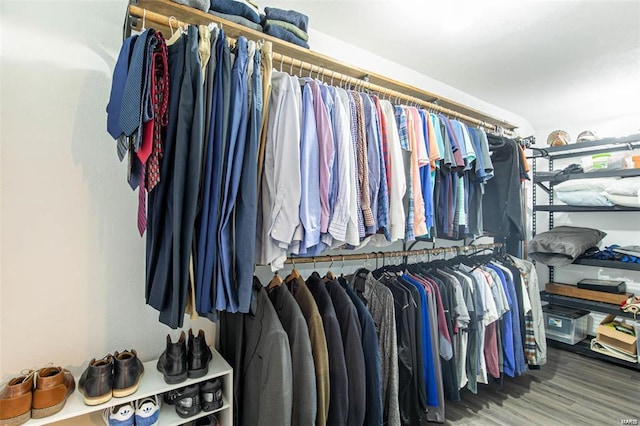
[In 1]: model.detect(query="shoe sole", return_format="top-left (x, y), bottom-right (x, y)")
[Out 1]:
top-left (0, 411), bottom-right (31, 426)
top-left (163, 371), bottom-right (188, 385)
top-left (188, 366), bottom-right (209, 379)
top-left (31, 396), bottom-right (69, 419)
top-left (112, 372), bottom-right (144, 398)
top-left (82, 392), bottom-right (113, 406)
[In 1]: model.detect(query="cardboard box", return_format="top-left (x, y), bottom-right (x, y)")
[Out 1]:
top-left (596, 315), bottom-right (637, 356)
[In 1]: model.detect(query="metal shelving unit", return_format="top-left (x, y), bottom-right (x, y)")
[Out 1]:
top-left (531, 134), bottom-right (640, 371)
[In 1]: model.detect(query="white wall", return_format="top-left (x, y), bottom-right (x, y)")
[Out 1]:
top-left (0, 0), bottom-right (216, 376)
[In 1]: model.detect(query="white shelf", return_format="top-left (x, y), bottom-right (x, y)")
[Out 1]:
top-left (30, 349), bottom-right (232, 426)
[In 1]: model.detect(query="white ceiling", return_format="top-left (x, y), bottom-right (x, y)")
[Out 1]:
top-left (266, 0), bottom-right (640, 136)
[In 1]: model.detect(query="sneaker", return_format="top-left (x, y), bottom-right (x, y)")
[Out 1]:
top-left (135, 395), bottom-right (161, 426)
top-left (200, 378), bottom-right (223, 412)
top-left (102, 402), bottom-right (134, 426)
top-left (174, 384), bottom-right (201, 419)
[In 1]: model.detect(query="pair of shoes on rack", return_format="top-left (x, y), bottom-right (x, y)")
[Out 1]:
top-left (78, 350), bottom-right (144, 406)
top-left (0, 367), bottom-right (75, 425)
top-left (163, 378), bottom-right (223, 419)
top-left (102, 394), bottom-right (161, 426)
top-left (156, 330), bottom-right (212, 384)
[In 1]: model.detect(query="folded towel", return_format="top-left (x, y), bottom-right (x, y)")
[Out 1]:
top-left (263, 24), bottom-right (309, 49)
top-left (210, 0), bottom-right (260, 24)
top-left (264, 7), bottom-right (308, 32)
top-left (264, 19), bottom-right (308, 41)
top-left (209, 10), bottom-right (263, 32)
top-left (172, 0), bottom-right (209, 12)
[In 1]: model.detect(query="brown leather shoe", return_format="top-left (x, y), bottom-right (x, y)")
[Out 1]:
top-left (31, 367), bottom-right (75, 419)
top-left (0, 372), bottom-right (34, 426)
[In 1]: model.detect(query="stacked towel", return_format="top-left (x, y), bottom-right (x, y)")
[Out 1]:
top-left (263, 7), bottom-right (310, 49)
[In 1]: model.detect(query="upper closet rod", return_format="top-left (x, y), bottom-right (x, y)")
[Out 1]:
top-left (282, 243), bottom-right (502, 265)
top-left (272, 53), bottom-right (514, 136)
top-left (127, 5), bottom-right (516, 137)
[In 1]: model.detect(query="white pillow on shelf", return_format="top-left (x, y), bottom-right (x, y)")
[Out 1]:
top-left (604, 176), bottom-right (640, 197)
top-left (603, 192), bottom-right (640, 208)
top-left (553, 177), bottom-right (619, 192)
top-left (555, 190), bottom-right (614, 207)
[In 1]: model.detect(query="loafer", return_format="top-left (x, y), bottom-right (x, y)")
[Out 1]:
top-left (157, 332), bottom-right (187, 384)
top-left (113, 350), bottom-right (144, 398)
top-left (135, 394), bottom-right (161, 426)
top-left (0, 371), bottom-right (34, 426)
top-left (101, 402), bottom-right (134, 426)
top-left (188, 329), bottom-right (212, 379)
top-left (200, 378), bottom-right (223, 412)
top-left (174, 384), bottom-right (201, 419)
top-left (79, 356), bottom-right (114, 406)
top-left (31, 367), bottom-right (75, 419)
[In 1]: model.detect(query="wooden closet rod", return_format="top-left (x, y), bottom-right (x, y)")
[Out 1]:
top-left (282, 243), bottom-right (502, 265)
top-left (127, 4), bottom-right (517, 137)
top-left (270, 52), bottom-right (515, 136)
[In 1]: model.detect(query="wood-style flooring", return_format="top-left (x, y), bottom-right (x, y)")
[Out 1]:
top-left (445, 347), bottom-right (640, 425)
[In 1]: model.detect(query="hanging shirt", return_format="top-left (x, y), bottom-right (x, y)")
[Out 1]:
top-left (258, 71), bottom-right (302, 271)
top-left (298, 82), bottom-right (321, 254)
top-left (372, 96), bottom-right (390, 242)
top-left (306, 80), bottom-right (334, 236)
top-left (335, 88), bottom-right (361, 246)
top-left (351, 93), bottom-right (375, 233)
top-left (404, 106), bottom-right (428, 237)
top-left (361, 93), bottom-right (381, 235)
top-left (429, 113), bottom-right (446, 168)
top-left (381, 100), bottom-right (406, 242)
top-left (327, 86), bottom-right (352, 244)
top-left (394, 106), bottom-right (415, 242)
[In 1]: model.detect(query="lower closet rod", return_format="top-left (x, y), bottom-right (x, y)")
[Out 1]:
top-left (126, 5), bottom-right (516, 137)
top-left (282, 243), bottom-right (502, 265)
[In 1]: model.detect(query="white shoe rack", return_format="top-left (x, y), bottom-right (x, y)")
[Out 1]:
top-left (26, 348), bottom-right (232, 426)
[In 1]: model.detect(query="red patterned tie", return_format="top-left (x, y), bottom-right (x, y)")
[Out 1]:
top-left (138, 163), bottom-right (147, 235)
top-left (146, 34), bottom-right (168, 191)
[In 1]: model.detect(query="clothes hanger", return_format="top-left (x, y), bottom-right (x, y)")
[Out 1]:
top-left (285, 258), bottom-right (300, 283)
top-left (268, 270), bottom-right (283, 290)
top-left (167, 15), bottom-right (185, 46)
top-left (325, 256), bottom-right (336, 281)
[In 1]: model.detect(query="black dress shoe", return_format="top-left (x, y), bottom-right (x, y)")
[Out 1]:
top-left (200, 378), bottom-right (223, 412)
top-left (78, 355), bottom-right (114, 406)
top-left (157, 332), bottom-right (188, 384)
top-left (174, 384), bottom-right (201, 419)
top-left (188, 329), bottom-right (212, 378)
top-left (112, 349), bottom-right (144, 398)
top-left (195, 414), bottom-right (220, 426)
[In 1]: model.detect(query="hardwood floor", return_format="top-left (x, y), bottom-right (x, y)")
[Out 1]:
top-left (445, 347), bottom-right (640, 426)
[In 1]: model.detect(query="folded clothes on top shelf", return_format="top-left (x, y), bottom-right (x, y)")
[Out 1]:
top-left (264, 19), bottom-right (309, 41)
top-left (172, 0), bottom-right (209, 12)
top-left (210, 0), bottom-right (261, 24)
top-left (264, 6), bottom-right (309, 32)
top-left (263, 24), bottom-right (309, 49)
top-left (209, 10), bottom-right (263, 32)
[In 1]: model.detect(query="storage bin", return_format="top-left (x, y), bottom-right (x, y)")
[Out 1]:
top-left (543, 304), bottom-right (589, 345)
